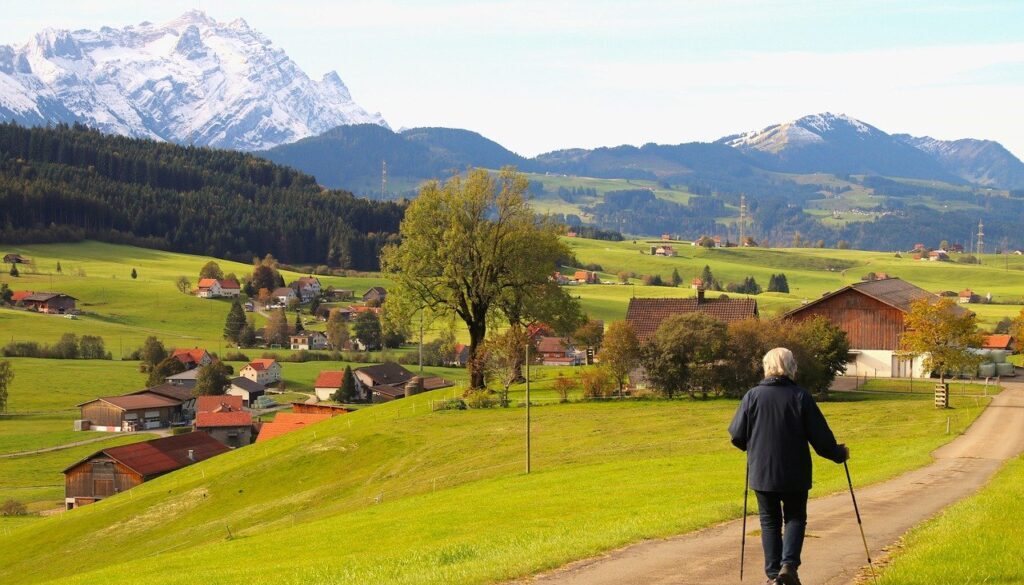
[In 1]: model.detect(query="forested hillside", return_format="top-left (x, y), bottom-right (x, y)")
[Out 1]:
top-left (0, 123), bottom-right (403, 270)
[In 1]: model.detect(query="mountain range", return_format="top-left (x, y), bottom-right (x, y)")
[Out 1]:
top-left (0, 10), bottom-right (385, 150)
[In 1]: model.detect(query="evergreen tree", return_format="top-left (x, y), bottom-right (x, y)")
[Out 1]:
top-left (671, 268), bottom-right (683, 287)
top-left (332, 365), bottom-right (357, 403)
top-left (130, 268), bottom-right (137, 280)
top-left (294, 311), bottom-right (304, 333)
top-left (238, 323), bottom-right (257, 348)
top-left (0, 283), bottom-right (11, 304)
top-left (223, 300), bottom-right (247, 342)
top-left (776, 273), bottom-right (789, 293)
top-left (55, 261), bottom-right (62, 274)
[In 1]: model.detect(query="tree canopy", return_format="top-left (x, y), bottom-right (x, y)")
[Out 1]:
top-left (900, 297), bottom-right (983, 382)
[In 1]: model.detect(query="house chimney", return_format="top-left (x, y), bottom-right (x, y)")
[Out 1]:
top-left (187, 449), bottom-right (195, 462)
top-left (697, 287), bottom-right (705, 304)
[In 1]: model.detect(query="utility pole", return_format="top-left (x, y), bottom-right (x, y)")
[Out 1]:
top-left (525, 341), bottom-right (531, 474)
top-left (739, 194), bottom-right (746, 246)
top-left (976, 219), bottom-right (985, 256)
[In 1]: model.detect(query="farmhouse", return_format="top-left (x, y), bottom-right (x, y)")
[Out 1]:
top-left (325, 287), bottom-right (354, 301)
top-left (196, 278), bottom-right (241, 298)
top-left (650, 245), bottom-right (677, 257)
top-left (536, 336), bottom-right (579, 366)
top-left (194, 397), bottom-right (251, 448)
top-left (625, 291), bottom-right (759, 342)
top-left (227, 376), bottom-right (266, 407)
top-left (691, 278), bottom-right (704, 290)
top-left (255, 412), bottom-right (332, 443)
top-left (983, 334), bottom-right (1016, 353)
top-left (362, 286), bottom-right (387, 304)
top-left (447, 343), bottom-right (470, 367)
top-left (77, 392), bottom-right (185, 432)
top-left (352, 362), bottom-right (453, 402)
top-left (271, 287), bottom-right (297, 306)
top-left (129, 383), bottom-right (195, 420)
top-left (241, 358), bottom-right (282, 385)
top-left (573, 270), bottom-right (599, 284)
top-left (63, 432), bottom-right (229, 509)
top-left (171, 348), bottom-right (214, 369)
top-left (290, 276), bottom-right (322, 302)
top-left (783, 278), bottom-right (966, 378)
top-left (313, 370), bottom-right (346, 402)
top-left (20, 292), bottom-right (77, 314)
top-left (959, 289), bottom-right (977, 304)
top-left (290, 331), bottom-right (328, 350)
top-left (165, 368), bottom-right (199, 388)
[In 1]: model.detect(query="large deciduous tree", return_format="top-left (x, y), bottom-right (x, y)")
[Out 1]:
top-left (193, 362), bottom-right (232, 396)
top-left (598, 321), bottom-right (641, 395)
top-left (900, 297), bottom-right (984, 383)
top-left (642, 312), bottom-right (728, 399)
top-left (382, 167), bottom-right (577, 389)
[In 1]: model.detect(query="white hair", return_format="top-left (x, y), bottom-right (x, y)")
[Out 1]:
top-left (763, 347), bottom-right (798, 379)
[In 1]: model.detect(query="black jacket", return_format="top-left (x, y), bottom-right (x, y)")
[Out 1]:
top-left (728, 376), bottom-right (847, 492)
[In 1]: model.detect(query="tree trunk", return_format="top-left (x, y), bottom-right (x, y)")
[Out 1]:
top-left (467, 320), bottom-right (487, 390)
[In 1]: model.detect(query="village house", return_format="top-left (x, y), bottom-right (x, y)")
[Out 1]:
top-left (691, 278), bottom-right (704, 290)
top-left (194, 396), bottom-right (251, 448)
top-left (241, 358), bottom-right (282, 385)
top-left (20, 292), bottom-right (77, 314)
top-left (226, 376), bottom-right (266, 407)
top-left (3, 253), bottom-right (28, 264)
top-left (625, 290), bottom-right (759, 343)
top-left (325, 287), bottom-right (354, 301)
top-left (447, 343), bottom-right (470, 367)
top-left (270, 287), bottom-right (298, 307)
top-left (63, 432), bottom-right (229, 509)
top-left (165, 368), bottom-right (199, 389)
top-left (353, 362), bottom-right (453, 402)
top-left (77, 392), bottom-right (185, 432)
top-left (959, 289), bottom-right (977, 304)
top-left (171, 348), bottom-right (214, 370)
top-left (983, 334), bottom-right (1016, 353)
top-left (313, 370), bottom-right (346, 402)
top-left (650, 245), bottom-right (677, 257)
top-left (536, 336), bottom-right (580, 366)
top-left (129, 383), bottom-right (195, 420)
top-left (573, 270), bottom-right (599, 284)
top-left (290, 331), bottom-right (328, 351)
top-left (362, 286), bottom-right (388, 305)
top-left (290, 276), bottom-right (322, 302)
top-left (565, 230), bottom-right (578, 238)
top-left (255, 412), bottom-right (332, 443)
top-left (783, 278), bottom-right (966, 378)
top-left (928, 250), bottom-right (949, 262)
top-left (196, 278), bottom-right (241, 298)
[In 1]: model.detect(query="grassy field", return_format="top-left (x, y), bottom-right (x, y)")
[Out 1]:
top-left (876, 455), bottom-right (1024, 585)
top-left (0, 388), bottom-right (988, 585)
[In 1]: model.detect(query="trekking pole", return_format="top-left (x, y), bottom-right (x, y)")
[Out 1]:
top-left (740, 459), bottom-right (749, 581)
top-left (844, 460), bottom-right (879, 585)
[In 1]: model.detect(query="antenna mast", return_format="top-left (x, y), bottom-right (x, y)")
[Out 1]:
top-left (976, 219), bottom-right (985, 256)
top-left (739, 194), bottom-right (747, 246)
top-left (381, 160), bottom-right (388, 199)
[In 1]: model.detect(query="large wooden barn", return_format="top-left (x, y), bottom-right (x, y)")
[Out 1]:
top-left (77, 392), bottom-right (184, 432)
top-left (783, 277), bottom-right (966, 378)
top-left (63, 432), bottom-right (229, 509)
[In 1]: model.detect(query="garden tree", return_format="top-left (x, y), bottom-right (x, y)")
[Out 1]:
top-left (199, 261), bottom-right (224, 280)
top-left (580, 367), bottom-right (613, 397)
top-left (332, 366), bottom-right (357, 403)
top-left (265, 308), bottom-right (290, 347)
top-left (899, 297), bottom-right (984, 383)
top-left (722, 318), bottom-right (778, 398)
top-left (599, 321), bottom-right (642, 396)
top-left (175, 276), bottom-right (190, 294)
top-left (287, 297), bottom-right (301, 312)
top-left (1009, 308), bottom-right (1024, 341)
top-left (0, 359), bottom-right (12, 413)
top-left (294, 311), bottom-right (304, 333)
top-left (438, 322), bottom-right (458, 365)
top-left (325, 309), bottom-right (350, 350)
top-left (670, 268), bottom-right (683, 287)
top-left (140, 335), bottom-right (167, 369)
top-left (238, 322), bottom-right (257, 348)
top-left (381, 167), bottom-right (574, 389)
top-left (52, 333), bottom-right (80, 359)
top-left (55, 261), bottom-right (62, 274)
top-left (380, 297), bottom-right (416, 350)
top-left (481, 327), bottom-right (531, 405)
top-left (642, 312), bottom-right (728, 399)
top-left (0, 283), bottom-right (11, 304)
top-left (130, 268), bottom-right (137, 279)
top-left (193, 362), bottom-right (232, 396)
top-left (223, 300), bottom-right (247, 343)
top-left (79, 336), bottom-right (109, 359)
top-left (353, 311), bottom-right (382, 350)
top-left (551, 372), bottom-right (577, 403)
top-left (147, 355), bottom-right (186, 386)
top-left (795, 316), bottom-right (851, 398)
top-left (251, 263), bottom-right (278, 294)
top-left (573, 319), bottom-right (605, 353)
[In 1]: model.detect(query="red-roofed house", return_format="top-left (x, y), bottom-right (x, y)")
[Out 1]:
top-left (62, 432), bottom-right (229, 509)
top-left (195, 410), bottom-right (253, 448)
top-left (11, 290), bottom-right (33, 303)
top-left (983, 335), bottom-right (1016, 352)
top-left (171, 348), bottom-right (214, 369)
top-left (313, 370), bottom-right (345, 401)
top-left (959, 289), bottom-right (977, 304)
top-left (573, 270), bottom-right (599, 284)
top-left (691, 278), bottom-right (704, 290)
top-left (447, 343), bottom-right (470, 367)
top-left (195, 395), bottom-right (244, 413)
top-left (625, 291), bottom-right (759, 343)
top-left (196, 278), bottom-right (241, 298)
top-left (241, 359), bottom-right (282, 385)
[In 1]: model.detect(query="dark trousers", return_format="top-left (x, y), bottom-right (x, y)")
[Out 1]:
top-left (755, 490), bottom-right (808, 579)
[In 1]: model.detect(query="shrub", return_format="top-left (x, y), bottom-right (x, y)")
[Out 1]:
top-left (0, 499), bottom-right (28, 516)
top-left (170, 427), bottom-right (193, 436)
top-left (580, 368), bottom-right (613, 398)
top-left (435, 398), bottom-right (467, 411)
top-left (463, 389), bottom-right (499, 409)
top-left (551, 373), bottom-right (578, 403)
top-left (222, 351), bottom-right (250, 362)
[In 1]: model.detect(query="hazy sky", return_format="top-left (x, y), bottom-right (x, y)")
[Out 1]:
top-left (2, 1), bottom-right (1022, 157)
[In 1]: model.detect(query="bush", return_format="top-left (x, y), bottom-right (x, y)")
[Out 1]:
top-left (435, 398), bottom-right (467, 411)
top-left (2, 335), bottom-right (111, 360)
top-left (580, 368), bottom-right (613, 398)
top-left (222, 351), bottom-right (250, 362)
top-left (170, 427), bottom-right (193, 436)
top-left (0, 499), bottom-right (28, 516)
top-left (463, 389), bottom-right (499, 409)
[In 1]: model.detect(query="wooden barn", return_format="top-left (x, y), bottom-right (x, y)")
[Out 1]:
top-left (63, 432), bottom-right (229, 509)
top-left (21, 292), bottom-right (77, 314)
top-left (77, 392), bottom-right (184, 432)
top-left (782, 278), bottom-right (967, 378)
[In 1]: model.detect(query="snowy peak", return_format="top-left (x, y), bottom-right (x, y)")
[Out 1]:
top-left (895, 134), bottom-right (1024, 190)
top-left (0, 10), bottom-right (386, 150)
top-left (720, 112), bottom-right (882, 153)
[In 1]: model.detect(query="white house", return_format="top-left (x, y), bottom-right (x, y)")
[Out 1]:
top-left (240, 359), bottom-right (282, 385)
top-left (291, 277), bottom-right (322, 303)
top-left (290, 331), bottom-right (328, 351)
top-left (196, 279), bottom-right (241, 298)
top-left (226, 377), bottom-right (266, 408)
top-left (313, 370), bottom-right (345, 402)
top-left (270, 287), bottom-right (297, 307)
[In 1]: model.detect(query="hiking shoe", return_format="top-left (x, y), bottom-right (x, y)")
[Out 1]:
top-left (764, 579), bottom-right (778, 585)
top-left (777, 564), bottom-right (801, 585)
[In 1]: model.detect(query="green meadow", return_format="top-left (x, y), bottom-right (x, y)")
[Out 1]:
top-left (0, 389), bottom-right (988, 585)
top-left (877, 455), bottom-right (1024, 585)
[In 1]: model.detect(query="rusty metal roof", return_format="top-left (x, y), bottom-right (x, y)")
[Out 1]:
top-left (784, 277), bottom-right (968, 318)
top-left (63, 432), bottom-right (229, 477)
top-left (80, 392), bottom-right (182, 410)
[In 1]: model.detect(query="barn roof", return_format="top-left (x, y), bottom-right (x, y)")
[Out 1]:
top-left (23, 292), bottom-right (76, 302)
top-left (80, 392), bottom-right (182, 410)
top-left (536, 336), bottom-right (569, 353)
top-left (625, 297), bottom-right (759, 341)
top-left (314, 370), bottom-right (345, 389)
top-left (784, 278), bottom-right (968, 318)
top-left (356, 362), bottom-right (413, 386)
top-left (64, 432), bottom-right (229, 477)
top-left (229, 376), bottom-right (265, 394)
top-left (130, 383), bottom-right (194, 402)
top-left (983, 334), bottom-right (1014, 350)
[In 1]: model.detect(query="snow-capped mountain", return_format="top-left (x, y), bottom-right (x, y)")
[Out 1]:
top-left (894, 134), bottom-right (1024, 190)
top-left (0, 10), bottom-right (386, 150)
top-left (717, 113), bottom-right (957, 181)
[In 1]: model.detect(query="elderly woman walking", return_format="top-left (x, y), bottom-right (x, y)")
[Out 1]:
top-left (729, 348), bottom-right (849, 585)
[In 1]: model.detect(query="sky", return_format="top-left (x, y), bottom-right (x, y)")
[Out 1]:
top-left (1, 0), bottom-right (1022, 158)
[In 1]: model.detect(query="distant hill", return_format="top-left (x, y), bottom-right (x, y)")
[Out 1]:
top-left (894, 134), bottom-right (1024, 190)
top-left (0, 123), bottom-right (403, 270)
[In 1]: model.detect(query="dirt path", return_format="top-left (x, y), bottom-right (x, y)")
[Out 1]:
top-left (522, 382), bottom-right (1024, 585)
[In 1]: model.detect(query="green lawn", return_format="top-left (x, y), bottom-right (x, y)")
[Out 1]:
top-left (858, 378), bottom-right (1002, 396)
top-left (877, 455), bottom-right (1024, 585)
top-left (0, 389), bottom-right (988, 585)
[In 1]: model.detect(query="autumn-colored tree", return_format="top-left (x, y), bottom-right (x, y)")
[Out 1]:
top-left (900, 297), bottom-right (984, 383)
top-left (551, 372), bottom-right (577, 403)
top-left (481, 326), bottom-right (531, 406)
top-left (325, 309), bottom-right (350, 350)
top-left (573, 319), bottom-right (605, 353)
top-left (598, 321), bottom-right (641, 396)
top-left (265, 308), bottom-right (290, 347)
